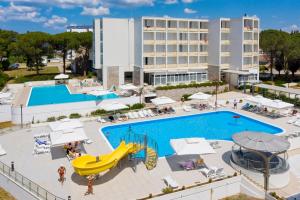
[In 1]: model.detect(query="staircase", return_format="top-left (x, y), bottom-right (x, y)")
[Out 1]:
top-left (121, 130), bottom-right (158, 170)
top-left (145, 147), bottom-right (158, 170)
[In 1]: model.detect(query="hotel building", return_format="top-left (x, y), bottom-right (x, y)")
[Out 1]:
top-left (93, 16), bottom-right (260, 89)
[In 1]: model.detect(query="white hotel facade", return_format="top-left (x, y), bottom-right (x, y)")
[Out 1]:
top-left (93, 16), bottom-right (260, 89)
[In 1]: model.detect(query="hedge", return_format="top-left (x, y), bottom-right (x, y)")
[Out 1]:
top-left (156, 81), bottom-right (225, 90)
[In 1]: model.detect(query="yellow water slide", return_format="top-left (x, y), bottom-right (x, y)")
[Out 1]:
top-left (72, 141), bottom-right (139, 176)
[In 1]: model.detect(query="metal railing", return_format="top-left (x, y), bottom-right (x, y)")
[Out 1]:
top-left (0, 160), bottom-right (65, 200)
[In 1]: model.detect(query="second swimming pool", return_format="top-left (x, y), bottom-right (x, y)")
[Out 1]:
top-left (101, 111), bottom-right (283, 157)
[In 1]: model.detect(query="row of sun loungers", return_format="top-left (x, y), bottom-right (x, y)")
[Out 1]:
top-left (97, 109), bottom-right (163, 123)
top-left (33, 133), bottom-right (51, 155)
top-left (163, 166), bottom-right (226, 189)
top-left (242, 103), bottom-right (282, 119)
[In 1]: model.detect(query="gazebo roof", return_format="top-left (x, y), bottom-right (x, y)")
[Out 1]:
top-left (232, 131), bottom-right (290, 153)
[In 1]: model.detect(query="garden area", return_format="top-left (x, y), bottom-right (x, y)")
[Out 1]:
top-left (4, 66), bottom-right (60, 84)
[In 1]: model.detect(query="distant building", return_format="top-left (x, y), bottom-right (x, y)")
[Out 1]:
top-left (93, 16), bottom-right (260, 89)
top-left (66, 25), bottom-right (93, 33)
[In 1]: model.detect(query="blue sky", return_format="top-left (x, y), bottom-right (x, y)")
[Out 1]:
top-left (0, 0), bottom-right (300, 33)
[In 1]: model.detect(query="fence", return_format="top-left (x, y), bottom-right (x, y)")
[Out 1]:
top-left (0, 160), bottom-right (65, 200)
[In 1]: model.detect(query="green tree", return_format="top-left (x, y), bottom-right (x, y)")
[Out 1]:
top-left (260, 30), bottom-right (285, 79)
top-left (275, 53), bottom-right (284, 76)
top-left (288, 33), bottom-right (300, 77)
top-left (76, 32), bottom-right (92, 76)
top-left (10, 32), bottom-right (52, 74)
top-left (52, 32), bottom-right (78, 74)
top-left (0, 30), bottom-right (18, 70)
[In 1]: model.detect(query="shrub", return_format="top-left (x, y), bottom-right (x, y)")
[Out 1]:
top-left (129, 103), bottom-right (145, 110)
top-left (233, 172), bottom-right (238, 176)
top-left (239, 99), bottom-right (243, 103)
top-left (69, 113), bottom-right (81, 119)
top-left (223, 86), bottom-right (229, 93)
top-left (148, 194), bottom-right (152, 198)
top-left (47, 117), bottom-right (56, 122)
top-left (162, 187), bottom-right (173, 194)
top-left (208, 178), bottom-right (212, 183)
top-left (156, 81), bottom-right (225, 90)
top-left (57, 115), bottom-right (67, 120)
top-left (91, 109), bottom-right (107, 116)
top-left (182, 94), bottom-right (191, 101)
top-left (0, 72), bottom-right (10, 90)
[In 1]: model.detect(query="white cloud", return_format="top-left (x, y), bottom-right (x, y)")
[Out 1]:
top-left (182, 0), bottom-right (194, 3)
top-left (282, 24), bottom-right (299, 33)
top-left (0, 2), bottom-right (46, 22)
top-left (44, 15), bottom-right (68, 29)
top-left (81, 6), bottom-right (110, 16)
top-left (113, 0), bottom-right (154, 6)
top-left (184, 8), bottom-right (197, 14)
top-left (164, 0), bottom-right (177, 5)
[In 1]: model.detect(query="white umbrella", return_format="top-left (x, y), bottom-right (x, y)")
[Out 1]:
top-left (267, 99), bottom-right (294, 110)
top-left (50, 128), bottom-right (88, 146)
top-left (54, 73), bottom-right (69, 80)
top-left (188, 92), bottom-right (212, 100)
top-left (119, 84), bottom-right (138, 90)
top-left (100, 102), bottom-right (128, 111)
top-left (49, 119), bottom-right (83, 132)
top-left (170, 138), bottom-right (216, 155)
top-left (151, 96), bottom-right (176, 106)
top-left (87, 90), bottom-right (113, 96)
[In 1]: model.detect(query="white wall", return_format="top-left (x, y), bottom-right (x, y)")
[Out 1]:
top-left (152, 176), bottom-right (265, 200)
top-left (11, 97), bottom-right (139, 124)
top-left (208, 20), bottom-right (221, 66)
top-left (93, 19), bottom-right (101, 70)
top-left (134, 18), bottom-right (143, 68)
top-left (229, 19), bottom-right (243, 71)
top-left (0, 105), bottom-right (12, 122)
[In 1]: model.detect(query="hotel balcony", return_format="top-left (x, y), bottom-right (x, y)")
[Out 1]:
top-left (243, 40), bottom-right (253, 45)
top-left (221, 28), bottom-right (230, 33)
top-left (143, 52), bottom-right (155, 57)
top-left (243, 27), bottom-right (253, 32)
top-left (221, 40), bottom-right (230, 45)
top-left (155, 64), bottom-right (166, 68)
top-left (167, 52), bottom-right (177, 57)
top-left (221, 52), bottom-right (231, 56)
top-left (177, 64), bottom-right (188, 68)
top-left (178, 40), bottom-right (188, 44)
top-left (220, 63), bottom-right (230, 69)
top-left (188, 63), bottom-right (199, 68)
top-left (199, 52), bottom-right (208, 56)
top-left (253, 40), bottom-right (258, 44)
top-left (178, 52), bottom-right (188, 56)
top-left (166, 64), bottom-right (178, 68)
top-left (167, 40), bottom-right (177, 45)
top-left (144, 64), bottom-right (155, 68)
top-left (199, 63), bottom-right (208, 68)
top-left (189, 52), bottom-right (198, 56)
top-left (156, 52), bottom-right (166, 57)
top-left (199, 40), bottom-right (209, 45)
top-left (178, 27), bottom-right (189, 32)
top-left (199, 28), bottom-right (209, 32)
top-left (243, 52), bottom-right (253, 57)
top-left (189, 40), bottom-right (199, 45)
top-left (189, 28), bottom-right (199, 32)
top-left (243, 64), bottom-right (253, 69)
top-left (156, 40), bottom-right (166, 45)
top-left (144, 26), bottom-right (156, 31)
top-left (167, 27), bottom-right (177, 32)
top-left (155, 27), bottom-right (166, 31)
top-left (144, 40), bottom-right (155, 45)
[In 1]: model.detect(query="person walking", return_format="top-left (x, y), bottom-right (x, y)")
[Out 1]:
top-left (57, 165), bottom-right (66, 185)
top-left (85, 175), bottom-right (95, 195)
top-left (233, 99), bottom-right (237, 109)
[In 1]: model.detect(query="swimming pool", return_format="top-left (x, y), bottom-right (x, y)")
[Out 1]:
top-left (27, 85), bottom-right (118, 106)
top-left (101, 111), bottom-right (283, 157)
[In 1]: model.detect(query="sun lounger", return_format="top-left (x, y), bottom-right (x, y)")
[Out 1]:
top-left (142, 110), bottom-right (149, 117)
top-left (163, 176), bottom-right (179, 188)
top-left (287, 117), bottom-right (297, 124)
top-left (132, 112), bottom-right (139, 119)
top-left (178, 160), bottom-right (195, 170)
top-left (85, 139), bottom-right (93, 144)
top-left (209, 141), bottom-right (221, 149)
top-left (0, 145), bottom-right (6, 156)
top-left (294, 120), bottom-right (300, 127)
top-left (147, 109), bottom-right (155, 117)
top-left (97, 117), bottom-right (107, 123)
top-left (212, 167), bottom-right (226, 178)
top-left (138, 110), bottom-right (145, 118)
top-left (128, 112), bottom-right (134, 119)
top-left (199, 168), bottom-right (216, 179)
top-left (183, 105), bottom-right (192, 112)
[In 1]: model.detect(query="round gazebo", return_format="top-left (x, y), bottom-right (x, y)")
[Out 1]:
top-left (231, 131), bottom-right (290, 191)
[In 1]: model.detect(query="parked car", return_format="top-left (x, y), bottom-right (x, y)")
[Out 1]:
top-left (8, 63), bottom-right (20, 70)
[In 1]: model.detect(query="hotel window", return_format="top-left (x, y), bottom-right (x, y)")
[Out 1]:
top-left (200, 22), bottom-right (208, 29)
top-left (189, 21), bottom-right (198, 29)
top-left (143, 45), bottom-right (154, 53)
top-left (243, 44), bottom-right (252, 53)
top-left (156, 45), bottom-right (166, 52)
top-left (168, 20), bottom-right (177, 28)
top-left (179, 21), bottom-right (188, 28)
top-left (199, 45), bottom-right (208, 52)
top-left (199, 33), bottom-right (208, 41)
top-left (167, 32), bottom-right (177, 40)
top-left (156, 32), bottom-right (166, 40)
top-left (167, 45), bottom-right (177, 52)
top-left (189, 33), bottom-right (198, 41)
top-left (179, 33), bottom-right (188, 40)
top-left (156, 20), bottom-right (166, 28)
top-left (189, 45), bottom-right (198, 52)
top-left (189, 56), bottom-right (198, 64)
top-left (144, 32), bottom-right (154, 40)
top-left (244, 32), bottom-right (253, 40)
top-left (199, 56), bottom-right (208, 63)
top-left (178, 44), bottom-right (188, 52)
top-left (178, 56), bottom-right (188, 64)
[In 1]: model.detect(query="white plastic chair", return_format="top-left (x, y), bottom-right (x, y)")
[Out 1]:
top-left (163, 176), bottom-right (179, 188)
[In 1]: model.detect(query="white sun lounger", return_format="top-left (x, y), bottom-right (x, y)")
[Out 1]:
top-left (97, 117), bottom-right (107, 123)
top-left (212, 167), bottom-right (226, 178)
top-left (183, 105), bottom-right (192, 112)
top-left (163, 176), bottom-right (179, 188)
top-left (133, 112), bottom-right (139, 119)
top-left (138, 110), bottom-right (145, 118)
top-left (294, 120), bottom-right (300, 127)
top-left (147, 109), bottom-right (155, 117)
top-left (142, 110), bottom-right (149, 117)
top-left (0, 145), bottom-right (6, 156)
top-left (128, 112), bottom-right (135, 119)
top-left (287, 117), bottom-right (298, 124)
top-left (199, 168), bottom-right (216, 179)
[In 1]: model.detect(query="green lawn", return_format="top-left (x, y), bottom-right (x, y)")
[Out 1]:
top-left (4, 66), bottom-right (60, 83)
top-left (0, 187), bottom-right (16, 200)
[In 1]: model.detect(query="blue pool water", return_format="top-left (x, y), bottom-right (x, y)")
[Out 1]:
top-left (28, 85), bottom-right (118, 106)
top-left (101, 111), bottom-right (283, 157)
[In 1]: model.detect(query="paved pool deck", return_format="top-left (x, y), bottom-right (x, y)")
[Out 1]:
top-left (0, 91), bottom-right (299, 200)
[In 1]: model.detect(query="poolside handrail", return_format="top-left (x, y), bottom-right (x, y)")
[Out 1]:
top-left (0, 160), bottom-right (66, 200)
